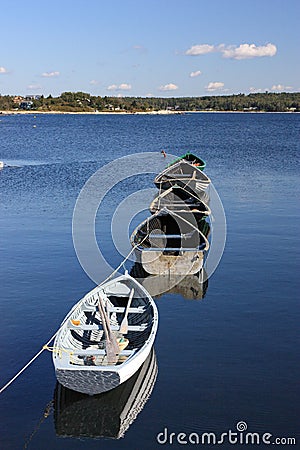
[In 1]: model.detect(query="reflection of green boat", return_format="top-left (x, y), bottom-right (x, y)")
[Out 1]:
top-left (168, 152), bottom-right (206, 171)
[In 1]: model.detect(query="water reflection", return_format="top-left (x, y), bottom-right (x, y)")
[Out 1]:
top-left (53, 348), bottom-right (157, 440)
top-left (130, 263), bottom-right (209, 300)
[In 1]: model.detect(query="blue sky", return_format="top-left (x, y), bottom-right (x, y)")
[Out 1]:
top-left (1, 0), bottom-right (299, 97)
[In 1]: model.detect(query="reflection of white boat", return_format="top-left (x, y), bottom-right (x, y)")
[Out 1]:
top-left (52, 273), bottom-right (158, 395)
top-left (130, 208), bottom-right (210, 275)
top-left (0, 161), bottom-right (4, 169)
top-left (131, 263), bottom-right (208, 300)
top-left (54, 348), bottom-right (158, 439)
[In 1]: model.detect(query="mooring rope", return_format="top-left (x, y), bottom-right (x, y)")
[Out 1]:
top-left (0, 332), bottom-right (58, 395)
top-left (23, 400), bottom-right (54, 449)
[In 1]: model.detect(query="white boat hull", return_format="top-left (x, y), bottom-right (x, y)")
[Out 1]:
top-left (52, 274), bottom-right (158, 395)
top-left (55, 341), bottom-right (153, 395)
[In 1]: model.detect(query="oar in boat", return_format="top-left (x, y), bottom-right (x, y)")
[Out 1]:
top-left (120, 288), bottom-right (135, 334)
top-left (97, 294), bottom-right (119, 364)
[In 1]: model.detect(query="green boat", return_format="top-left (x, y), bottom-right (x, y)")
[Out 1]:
top-left (167, 152), bottom-right (206, 170)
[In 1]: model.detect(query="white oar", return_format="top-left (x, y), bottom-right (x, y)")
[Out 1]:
top-left (120, 288), bottom-right (134, 334)
top-left (97, 294), bottom-right (119, 364)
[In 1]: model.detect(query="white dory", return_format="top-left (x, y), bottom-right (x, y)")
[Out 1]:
top-left (52, 273), bottom-right (158, 395)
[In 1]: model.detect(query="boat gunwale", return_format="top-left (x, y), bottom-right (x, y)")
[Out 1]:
top-left (130, 208), bottom-right (210, 253)
top-left (154, 160), bottom-right (211, 185)
top-left (150, 185), bottom-right (211, 215)
top-left (167, 152), bottom-right (206, 170)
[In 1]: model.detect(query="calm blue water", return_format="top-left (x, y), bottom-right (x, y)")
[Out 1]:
top-left (0, 113), bottom-right (299, 449)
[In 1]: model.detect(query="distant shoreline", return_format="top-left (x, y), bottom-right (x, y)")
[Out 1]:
top-left (0, 109), bottom-right (298, 115)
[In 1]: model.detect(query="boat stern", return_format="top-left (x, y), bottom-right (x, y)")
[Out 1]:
top-left (141, 250), bottom-right (203, 275)
top-left (55, 368), bottom-right (121, 395)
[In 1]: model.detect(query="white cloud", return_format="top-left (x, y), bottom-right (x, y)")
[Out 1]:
top-left (185, 44), bottom-right (214, 56)
top-left (159, 83), bottom-right (179, 91)
top-left (271, 84), bottom-right (292, 91)
top-left (133, 45), bottom-right (147, 53)
top-left (221, 43), bottom-right (277, 59)
top-left (42, 71), bottom-right (60, 77)
top-left (0, 66), bottom-right (8, 74)
top-left (250, 84), bottom-right (292, 93)
top-left (90, 79), bottom-right (100, 85)
top-left (206, 82), bottom-right (225, 92)
top-left (190, 70), bottom-right (202, 78)
top-left (107, 83), bottom-right (132, 91)
top-left (118, 83), bottom-right (132, 90)
top-left (185, 42), bottom-right (277, 60)
top-left (107, 84), bottom-right (118, 91)
top-left (249, 87), bottom-right (264, 93)
top-left (27, 84), bottom-right (42, 90)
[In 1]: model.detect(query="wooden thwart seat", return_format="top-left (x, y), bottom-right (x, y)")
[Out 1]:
top-left (71, 349), bottom-right (134, 356)
top-left (81, 306), bottom-right (145, 314)
top-left (67, 323), bottom-right (148, 332)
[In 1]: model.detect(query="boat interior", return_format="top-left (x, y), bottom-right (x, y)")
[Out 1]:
top-left (58, 281), bottom-right (155, 367)
top-left (133, 213), bottom-right (208, 254)
top-left (161, 161), bottom-right (202, 178)
top-left (152, 188), bottom-right (209, 214)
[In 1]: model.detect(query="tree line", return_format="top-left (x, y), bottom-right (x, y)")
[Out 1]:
top-left (0, 92), bottom-right (299, 112)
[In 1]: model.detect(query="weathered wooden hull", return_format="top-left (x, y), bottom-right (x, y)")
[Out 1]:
top-left (154, 177), bottom-right (209, 194)
top-left (154, 160), bottom-right (211, 194)
top-left (130, 260), bottom-right (209, 299)
top-left (149, 185), bottom-right (211, 218)
top-left (136, 249), bottom-right (204, 275)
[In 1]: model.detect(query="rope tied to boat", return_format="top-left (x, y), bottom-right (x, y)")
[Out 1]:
top-left (43, 345), bottom-right (74, 361)
top-left (0, 331), bottom-right (59, 395)
top-left (0, 233), bottom-right (152, 395)
top-left (23, 400), bottom-right (54, 449)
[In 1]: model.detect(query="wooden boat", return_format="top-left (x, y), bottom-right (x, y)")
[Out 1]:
top-left (154, 160), bottom-right (211, 194)
top-left (54, 348), bottom-right (157, 439)
top-left (167, 152), bottom-right (206, 170)
top-left (150, 185), bottom-right (211, 219)
top-left (52, 273), bottom-right (158, 395)
top-left (130, 208), bottom-right (210, 275)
